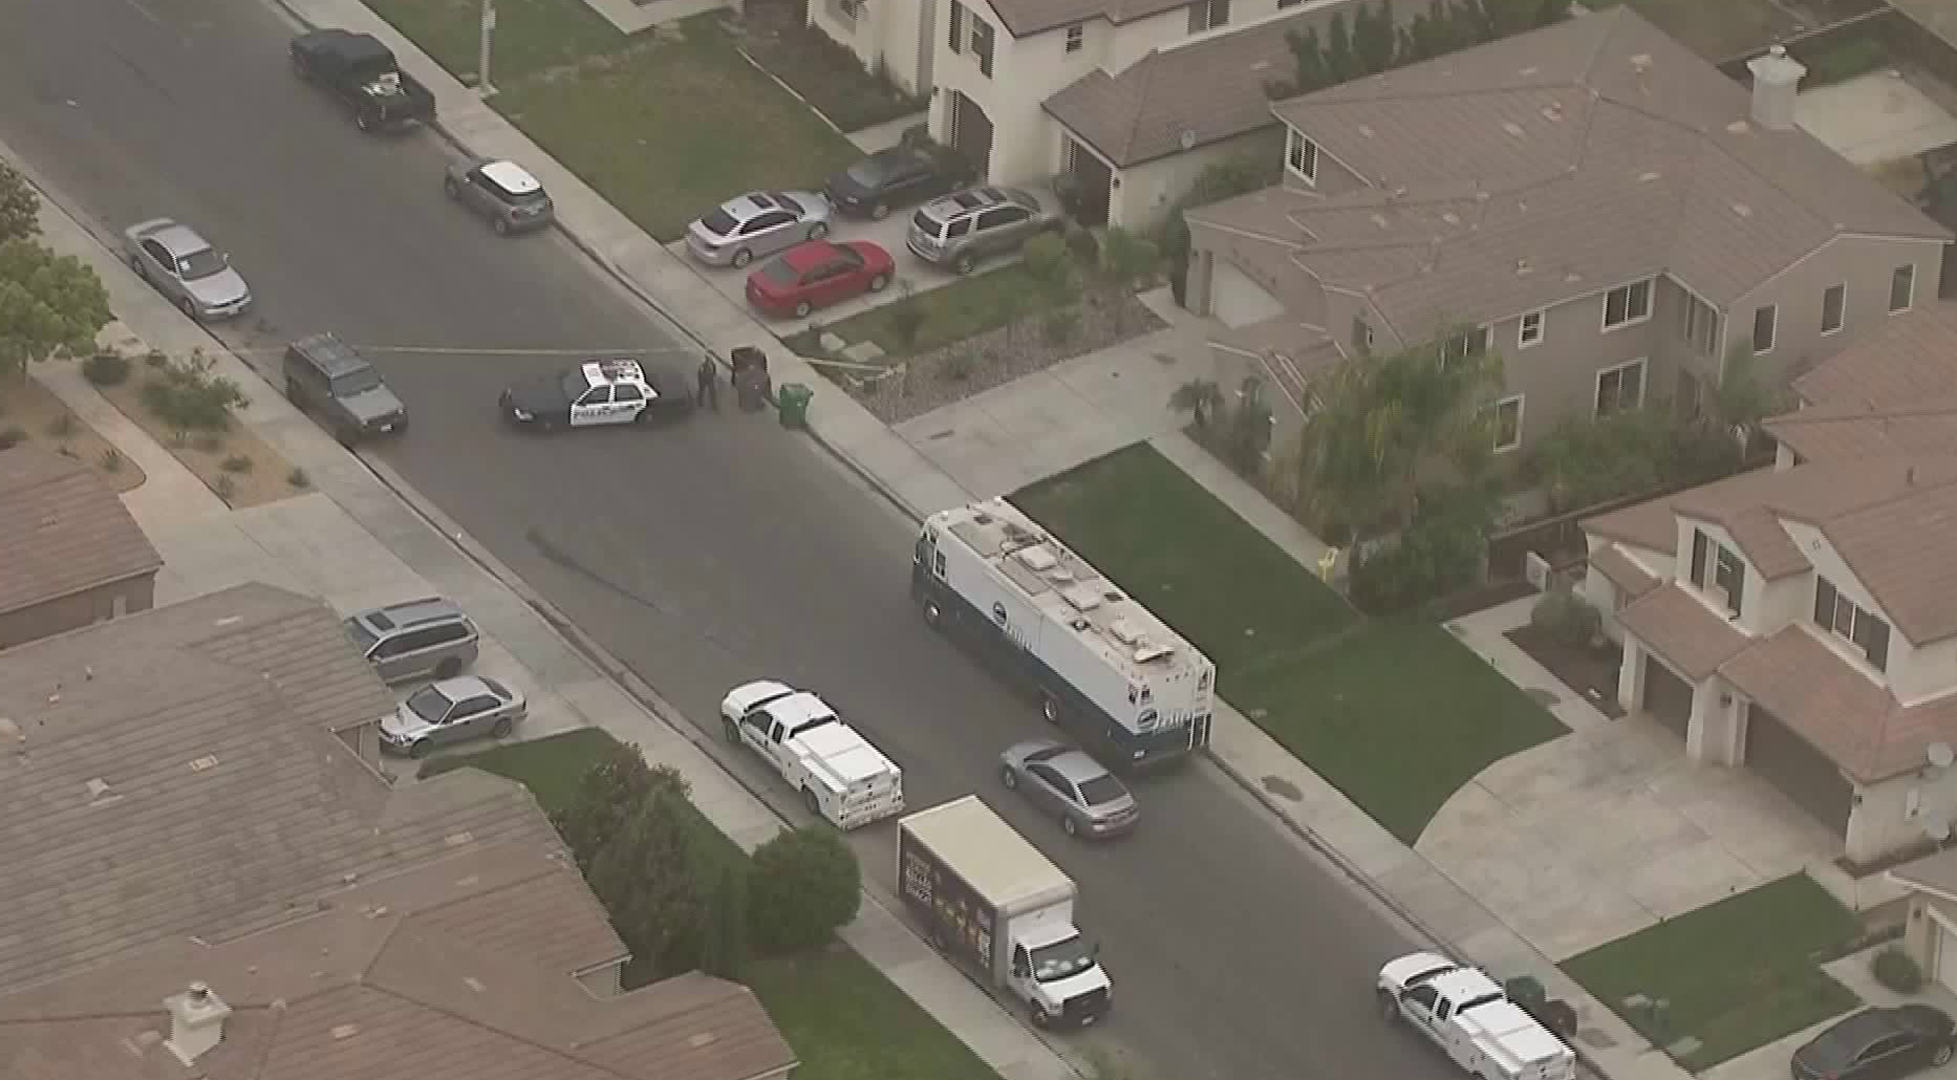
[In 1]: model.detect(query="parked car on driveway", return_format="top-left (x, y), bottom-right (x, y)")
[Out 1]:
top-left (999, 739), bottom-right (1140, 838)
top-left (686, 190), bottom-right (831, 268)
top-left (283, 332), bottom-right (406, 445)
top-left (123, 218), bottom-right (252, 320)
top-left (343, 596), bottom-right (480, 684)
top-left (906, 186), bottom-right (1057, 274)
top-left (499, 357), bottom-right (691, 431)
top-left (381, 675), bottom-right (526, 758)
top-left (746, 240), bottom-right (894, 319)
top-left (445, 157), bottom-right (554, 234)
top-left (1793, 1006), bottom-right (1955, 1080)
top-left (823, 144), bottom-right (968, 220)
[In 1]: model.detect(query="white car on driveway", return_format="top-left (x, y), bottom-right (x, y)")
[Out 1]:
top-left (720, 679), bottom-right (904, 829)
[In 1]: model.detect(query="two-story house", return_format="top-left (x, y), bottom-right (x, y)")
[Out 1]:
top-left (1181, 7), bottom-right (1951, 454)
top-left (1580, 302), bottom-right (1957, 869)
top-left (810, 0), bottom-right (1379, 229)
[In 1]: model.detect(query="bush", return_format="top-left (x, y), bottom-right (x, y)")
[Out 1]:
top-left (0, 425), bottom-right (26, 449)
top-left (139, 352), bottom-right (246, 433)
top-left (221, 453), bottom-right (253, 473)
top-left (748, 826), bottom-right (861, 954)
top-left (1021, 232), bottom-right (1077, 295)
top-left (193, 432), bottom-right (225, 453)
top-left (100, 447), bottom-right (123, 472)
top-left (884, 283), bottom-right (928, 353)
top-left (1530, 410), bottom-right (1743, 514)
top-left (287, 466), bottom-right (310, 489)
top-left (83, 352), bottom-right (131, 386)
top-left (1801, 35), bottom-right (1885, 86)
top-left (1531, 587), bottom-right (1601, 648)
top-left (1041, 311), bottom-right (1080, 345)
top-left (45, 412), bottom-right (74, 437)
top-left (1349, 486), bottom-right (1489, 615)
top-left (1872, 947), bottom-right (1924, 994)
top-left (143, 349), bottom-right (168, 368)
top-left (212, 473), bottom-right (237, 501)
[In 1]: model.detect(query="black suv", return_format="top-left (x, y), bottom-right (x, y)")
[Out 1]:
top-left (284, 332), bottom-right (407, 445)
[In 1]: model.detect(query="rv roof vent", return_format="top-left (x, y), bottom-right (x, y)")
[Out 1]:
top-left (1060, 584), bottom-right (1103, 612)
top-left (973, 512), bottom-right (993, 525)
top-left (1001, 521), bottom-right (1034, 542)
top-left (1046, 567), bottom-right (1076, 584)
top-left (1103, 590), bottom-right (1126, 604)
top-left (1109, 618), bottom-right (1145, 646)
top-left (1016, 546), bottom-right (1059, 572)
top-left (1135, 645), bottom-right (1175, 664)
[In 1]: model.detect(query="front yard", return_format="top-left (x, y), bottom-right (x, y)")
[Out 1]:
top-left (1013, 444), bottom-right (1565, 844)
top-left (1564, 874), bottom-right (1861, 1071)
top-left (424, 729), bottom-right (1006, 1080)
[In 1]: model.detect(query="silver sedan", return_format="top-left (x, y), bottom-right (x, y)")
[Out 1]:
top-left (1000, 739), bottom-right (1141, 839)
top-left (123, 218), bottom-right (253, 321)
top-left (379, 675), bottom-right (527, 758)
top-left (685, 190), bottom-right (832, 269)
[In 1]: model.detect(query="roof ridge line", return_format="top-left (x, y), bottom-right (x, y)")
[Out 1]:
top-left (364, 964), bottom-right (648, 1080)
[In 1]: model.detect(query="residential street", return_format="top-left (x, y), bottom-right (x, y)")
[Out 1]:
top-left (0, 1), bottom-right (1459, 1078)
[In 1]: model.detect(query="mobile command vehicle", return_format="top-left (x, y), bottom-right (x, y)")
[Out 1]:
top-left (899, 796), bottom-right (1112, 1028)
top-left (912, 499), bottom-right (1215, 767)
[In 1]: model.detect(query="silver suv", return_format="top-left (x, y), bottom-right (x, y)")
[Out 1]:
top-left (906, 186), bottom-right (1054, 274)
top-left (343, 597), bottom-right (480, 684)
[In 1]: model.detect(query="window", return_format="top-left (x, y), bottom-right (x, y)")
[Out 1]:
top-left (1439, 326), bottom-right (1489, 366)
top-left (1602, 279), bottom-right (1652, 330)
top-left (1690, 529), bottom-right (1743, 615)
top-left (1751, 304), bottom-right (1776, 354)
top-left (1814, 577), bottom-right (1890, 670)
top-left (947, 0), bottom-right (963, 51)
top-left (1594, 358), bottom-right (1645, 416)
top-left (971, 18), bottom-right (994, 76)
top-left (1821, 283), bottom-right (1845, 335)
top-left (1278, 0), bottom-right (1302, 7)
top-left (1890, 264), bottom-right (1915, 313)
top-left (1488, 395), bottom-right (1524, 453)
top-left (1676, 290), bottom-right (1718, 356)
top-left (1187, 0), bottom-right (1229, 32)
top-left (1065, 22), bottom-right (1084, 52)
top-left (1285, 128), bottom-right (1317, 184)
top-left (1518, 310), bottom-right (1543, 348)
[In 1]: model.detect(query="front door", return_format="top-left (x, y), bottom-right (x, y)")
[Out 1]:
top-left (948, 91), bottom-right (993, 179)
top-left (1063, 138), bottom-right (1112, 227)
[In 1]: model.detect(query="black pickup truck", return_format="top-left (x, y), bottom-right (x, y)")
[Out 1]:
top-left (290, 29), bottom-right (436, 133)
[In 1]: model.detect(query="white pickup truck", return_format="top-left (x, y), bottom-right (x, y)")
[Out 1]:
top-left (1378, 952), bottom-right (1576, 1080)
top-left (720, 680), bottom-right (905, 829)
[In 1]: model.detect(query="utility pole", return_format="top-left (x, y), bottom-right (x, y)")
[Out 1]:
top-left (477, 0), bottom-right (497, 96)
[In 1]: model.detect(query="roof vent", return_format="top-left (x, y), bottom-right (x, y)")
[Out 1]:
top-left (1109, 618), bottom-right (1146, 646)
top-left (85, 777), bottom-right (118, 805)
top-left (1441, 212), bottom-right (1460, 225)
top-left (688, 1033), bottom-right (720, 1049)
top-left (163, 983), bottom-right (232, 1066)
top-left (1501, 121), bottom-right (1525, 139)
top-left (189, 755), bottom-right (219, 772)
top-left (1519, 65), bottom-right (1539, 76)
top-left (1746, 44), bottom-right (1806, 131)
top-left (1015, 545), bottom-right (1059, 572)
top-left (1732, 203), bottom-right (1753, 218)
top-left (1563, 271), bottom-right (1582, 284)
top-left (1515, 258), bottom-right (1533, 275)
top-left (0, 717), bottom-right (20, 744)
top-left (330, 1024), bottom-right (360, 1040)
top-left (1370, 213), bottom-right (1390, 229)
top-left (1638, 171), bottom-right (1662, 182)
top-left (1357, 123), bottom-right (1375, 139)
top-left (1060, 584), bottom-right (1104, 612)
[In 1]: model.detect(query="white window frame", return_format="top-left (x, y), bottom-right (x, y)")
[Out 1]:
top-left (1601, 279), bottom-right (1652, 332)
top-left (1820, 282), bottom-right (1846, 336)
top-left (1517, 309), bottom-right (1543, 349)
top-left (1064, 22), bottom-right (1084, 52)
top-left (1439, 325), bottom-right (1490, 367)
top-left (1751, 303), bottom-right (1776, 355)
top-left (1594, 357), bottom-right (1647, 417)
top-left (1284, 128), bottom-right (1317, 186)
top-left (1890, 263), bottom-right (1915, 314)
top-left (1489, 394), bottom-right (1524, 453)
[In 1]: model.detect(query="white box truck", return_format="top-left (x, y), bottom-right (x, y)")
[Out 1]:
top-left (911, 498), bottom-right (1216, 768)
top-left (898, 795), bottom-right (1113, 1029)
top-left (1378, 951), bottom-right (1577, 1080)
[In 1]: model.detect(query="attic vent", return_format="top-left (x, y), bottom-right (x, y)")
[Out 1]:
top-left (1563, 271), bottom-right (1582, 284)
top-left (688, 1033), bottom-right (719, 1049)
top-left (213, 616), bottom-right (243, 628)
top-left (1519, 65), bottom-right (1538, 75)
top-left (1250, 59), bottom-right (1270, 71)
top-left (188, 755), bottom-right (219, 772)
top-left (1501, 121), bottom-right (1525, 138)
top-left (330, 1025), bottom-right (360, 1041)
top-left (1515, 258), bottom-right (1533, 275)
top-left (445, 830), bottom-right (474, 847)
top-left (463, 977), bottom-right (486, 993)
top-left (1540, 103), bottom-right (1563, 121)
top-left (1638, 171), bottom-right (1661, 182)
top-left (1015, 545), bottom-right (1059, 572)
top-left (0, 717), bottom-right (19, 743)
top-left (1726, 119), bottom-right (1750, 134)
top-left (1060, 584), bottom-right (1103, 612)
top-left (85, 777), bottom-right (117, 803)
top-left (1109, 618), bottom-right (1146, 646)
top-left (1629, 53), bottom-right (1652, 70)
top-left (1357, 123), bottom-right (1375, 138)
top-left (1732, 203), bottom-right (1752, 218)
top-left (1370, 213), bottom-right (1389, 229)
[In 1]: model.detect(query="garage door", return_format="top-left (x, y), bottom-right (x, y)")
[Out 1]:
top-left (1642, 656), bottom-right (1693, 738)
top-left (1938, 925), bottom-right (1957, 995)
top-left (1744, 704), bottom-right (1853, 834)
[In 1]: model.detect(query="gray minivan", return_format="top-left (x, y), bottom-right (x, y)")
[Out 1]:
top-left (343, 597), bottom-right (480, 684)
top-left (284, 332), bottom-right (407, 445)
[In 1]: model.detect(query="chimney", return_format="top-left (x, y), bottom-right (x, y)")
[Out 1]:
top-left (1746, 45), bottom-right (1806, 131)
top-left (163, 982), bottom-right (232, 1066)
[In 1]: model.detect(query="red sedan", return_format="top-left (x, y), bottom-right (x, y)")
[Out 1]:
top-left (746, 240), bottom-right (894, 319)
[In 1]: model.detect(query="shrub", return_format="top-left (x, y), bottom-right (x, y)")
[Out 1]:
top-left (57, 443), bottom-right (76, 458)
top-left (212, 473), bottom-right (237, 501)
top-left (1348, 485), bottom-right (1489, 615)
top-left (748, 826), bottom-right (861, 954)
top-left (193, 432), bottom-right (225, 453)
top-left (1872, 947), bottom-right (1924, 994)
top-left (1531, 587), bottom-right (1601, 648)
top-left (144, 349), bottom-right (168, 368)
top-left (221, 453), bottom-right (254, 473)
top-left (0, 425), bottom-right (26, 449)
top-left (100, 447), bottom-right (123, 472)
top-left (940, 349), bottom-right (976, 382)
top-left (1530, 410), bottom-right (1743, 514)
top-left (1041, 311), bottom-right (1080, 345)
top-left (45, 412), bottom-right (74, 437)
top-left (884, 283), bottom-right (928, 353)
top-left (287, 466), bottom-right (310, 489)
top-left (83, 352), bottom-right (131, 386)
top-left (1021, 232), bottom-right (1076, 295)
top-left (139, 352), bottom-right (246, 433)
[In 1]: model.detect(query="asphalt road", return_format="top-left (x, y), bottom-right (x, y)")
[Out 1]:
top-left (0, 2), bottom-right (1461, 1078)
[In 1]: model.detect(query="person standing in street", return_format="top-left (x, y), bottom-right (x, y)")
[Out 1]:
top-left (696, 355), bottom-right (719, 411)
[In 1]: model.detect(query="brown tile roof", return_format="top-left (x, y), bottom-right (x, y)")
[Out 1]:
top-left (1191, 7), bottom-right (1949, 342)
top-left (1817, 472), bottom-right (1957, 644)
top-left (1768, 400), bottom-right (1957, 463)
top-left (1587, 543), bottom-right (1661, 600)
top-left (1793, 303), bottom-right (1957, 410)
top-left (0, 446), bottom-right (160, 616)
top-left (1720, 626), bottom-right (1957, 782)
top-left (1618, 584), bottom-right (1752, 681)
top-left (978, 0), bottom-right (1254, 40)
top-left (1043, 12), bottom-right (1299, 167)
top-left (0, 584), bottom-right (563, 997)
top-left (1890, 847), bottom-right (1957, 901)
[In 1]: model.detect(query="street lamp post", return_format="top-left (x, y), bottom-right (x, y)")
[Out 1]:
top-left (478, 0), bottom-right (497, 96)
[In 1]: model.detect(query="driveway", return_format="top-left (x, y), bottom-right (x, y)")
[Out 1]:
top-left (0, 1), bottom-right (1462, 1078)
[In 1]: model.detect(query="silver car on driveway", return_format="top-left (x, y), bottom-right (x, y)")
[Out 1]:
top-left (123, 218), bottom-right (252, 320)
top-left (686, 190), bottom-right (832, 268)
top-left (380, 675), bottom-right (526, 758)
top-left (1000, 739), bottom-right (1141, 839)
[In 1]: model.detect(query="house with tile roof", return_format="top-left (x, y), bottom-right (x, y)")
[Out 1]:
top-left (1578, 302), bottom-right (1957, 870)
top-left (1182, 7), bottom-right (1952, 455)
top-left (0, 445), bottom-right (161, 649)
top-left (0, 581), bottom-right (798, 1080)
top-left (810, 0), bottom-right (1377, 228)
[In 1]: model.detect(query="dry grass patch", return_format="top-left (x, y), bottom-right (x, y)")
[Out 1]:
top-left (93, 361), bottom-right (301, 509)
top-left (0, 374), bottom-right (147, 493)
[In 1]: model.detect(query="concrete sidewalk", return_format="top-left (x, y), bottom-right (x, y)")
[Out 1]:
top-left (18, 150), bottom-right (1083, 1080)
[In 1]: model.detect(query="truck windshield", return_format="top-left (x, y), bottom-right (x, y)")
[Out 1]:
top-left (1029, 937), bottom-right (1097, 982)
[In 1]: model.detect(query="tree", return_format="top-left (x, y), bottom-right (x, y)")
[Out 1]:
top-left (1481, 0), bottom-right (1564, 35)
top-left (748, 826), bottom-right (861, 954)
top-left (586, 778), bottom-right (717, 983)
top-left (1279, 26), bottom-right (1329, 97)
top-left (551, 741), bottom-right (680, 871)
top-left (1089, 226), bottom-right (1160, 335)
top-left (700, 860), bottom-right (750, 979)
top-left (1353, 0), bottom-right (1397, 75)
top-left (1323, 12), bottom-right (1357, 83)
top-left (0, 162), bottom-right (37, 245)
top-left (0, 239), bottom-right (111, 381)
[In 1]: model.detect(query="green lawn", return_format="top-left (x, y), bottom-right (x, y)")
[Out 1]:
top-left (1564, 874), bottom-right (1861, 1071)
top-left (364, 0), bottom-right (625, 84)
top-left (738, 14), bottom-right (926, 133)
top-left (789, 264), bottom-right (1074, 360)
top-left (1013, 443), bottom-right (1355, 675)
top-left (1228, 620), bottom-right (1567, 844)
top-left (1587, 0), bottom-right (1797, 60)
top-left (745, 946), bottom-right (1003, 1080)
top-left (419, 726), bottom-right (620, 813)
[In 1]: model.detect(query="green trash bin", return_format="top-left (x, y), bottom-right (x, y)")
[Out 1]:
top-left (777, 382), bottom-right (813, 429)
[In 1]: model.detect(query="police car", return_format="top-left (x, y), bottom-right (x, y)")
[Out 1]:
top-left (498, 358), bottom-right (691, 430)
